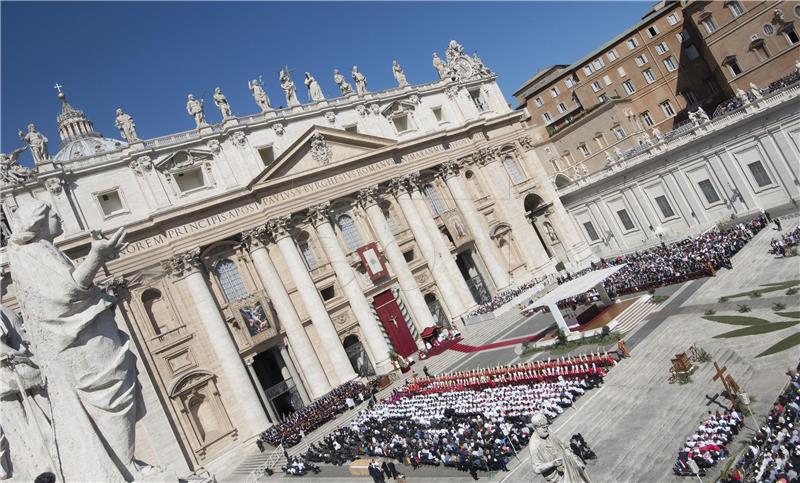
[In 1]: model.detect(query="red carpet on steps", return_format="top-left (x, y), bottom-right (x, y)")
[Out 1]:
top-left (422, 337), bottom-right (461, 357)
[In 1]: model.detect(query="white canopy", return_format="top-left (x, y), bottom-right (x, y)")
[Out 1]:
top-left (523, 264), bottom-right (627, 311)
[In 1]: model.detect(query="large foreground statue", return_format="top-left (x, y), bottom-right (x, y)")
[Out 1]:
top-left (529, 413), bottom-right (590, 483)
top-left (7, 200), bottom-right (163, 482)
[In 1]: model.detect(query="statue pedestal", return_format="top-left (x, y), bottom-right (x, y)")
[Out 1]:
top-left (222, 118), bottom-right (239, 129)
top-left (199, 126), bottom-right (214, 136)
top-left (127, 141), bottom-right (145, 152)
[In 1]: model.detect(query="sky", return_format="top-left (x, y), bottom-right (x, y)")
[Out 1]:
top-left (1, 1), bottom-right (650, 166)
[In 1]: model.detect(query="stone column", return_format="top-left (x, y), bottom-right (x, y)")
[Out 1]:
top-left (162, 249), bottom-right (271, 436)
top-left (409, 178), bottom-right (476, 309)
top-left (280, 344), bottom-right (311, 405)
top-left (245, 355), bottom-right (278, 423)
top-left (358, 186), bottom-right (436, 333)
top-left (242, 227), bottom-right (332, 399)
top-left (438, 161), bottom-right (510, 289)
top-left (308, 202), bottom-right (393, 375)
top-left (473, 147), bottom-right (552, 272)
top-left (267, 215), bottom-right (358, 386)
top-left (389, 175), bottom-right (470, 319)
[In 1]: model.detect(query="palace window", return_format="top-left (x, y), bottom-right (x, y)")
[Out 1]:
top-left (583, 221), bottom-right (600, 241)
top-left (617, 209), bottom-right (635, 231)
top-left (97, 189), bottom-right (125, 217)
top-left (667, 13), bottom-right (680, 26)
top-left (550, 86), bottom-right (560, 97)
top-left (542, 112), bottom-right (553, 124)
top-left (598, 93), bottom-right (609, 103)
top-left (423, 185), bottom-right (447, 216)
top-left (642, 68), bottom-right (656, 84)
top-left (635, 54), bottom-right (648, 66)
top-left (534, 97), bottom-right (544, 107)
top-left (727, 1), bottom-right (744, 18)
top-left (258, 146), bottom-right (274, 166)
top-left (748, 161), bottom-right (772, 188)
top-left (763, 24), bottom-right (775, 36)
top-left (641, 111), bottom-right (655, 127)
top-left (676, 31), bottom-right (690, 43)
top-left (660, 100), bottom-right (676, 117)
top-left (681, 89), bottom-right (698, 106)
top-left (564, 77), bottom-right (575, 88)
top-left (550, 159), bottom-right (560, 172)
top-left (607, 49), bottom-right (619, 61)
top-left (698, 179), bottom-right (721, 204)
top-left (174, 167), bottom-right (206, 193)
top-left (557, 102), bottom-right (568, 113)
top-left (685, 44), bottom-right (700, 60)
top-left (655, 42), bottom-right (670, 55)
top-left (503, 156), bottom-right (526, 184)
top-left (612, 125), bottom-right (627, 140)
top-left (663, 56), bottom-right (678, 71)
top-left (623, 80), bottom-right (636, 95)
top-left (213, 259), bottom-right (249, 302)
top-left (626, 38), bottom-right (639, 49)
top-left (583, 65), bottom-right (593, 76)
top-left (578, 144), bottom-right (591, 158)
top-left (592, 58), bottom-right (605, 70)
top-left (603, 75), bottom-right (612, 86)
top-left (655, 195), bottom-right (675, 218)
top-left (725, 57), bottom-right (742, 76)
top-left (647, 25), bottom-right (660, 38)
top-left (752, 40), bottom-right (771, 61)
top-left (783, 25), bottom-right (800, 45)
top-left (617, 66), bottom-right (627, 77)
top-left (591, 81), bottom-right (603, 92)
top-left (337, 214), bottom-right (363, 251)
top-left (702, 16), bottom-right (718, 34)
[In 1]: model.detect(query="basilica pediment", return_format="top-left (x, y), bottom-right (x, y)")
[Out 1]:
top-left (154, 148), bottom-right (214, 174)
top-left (252, 125), bottom-right (396, 185)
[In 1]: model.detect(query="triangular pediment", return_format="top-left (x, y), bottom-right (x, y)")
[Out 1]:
top-left (251, 125), bottom-right (396, 185)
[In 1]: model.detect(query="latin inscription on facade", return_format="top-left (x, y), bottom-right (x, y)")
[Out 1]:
top-left (400, 137), bottom-right (472, 163)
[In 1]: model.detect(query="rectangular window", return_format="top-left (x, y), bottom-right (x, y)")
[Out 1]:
top-left (594, 133), bottom-right (606, 149)
top-left (642, 68), bottom-right (656, 83)
top-left (663, 56), bottom-right (678, 71)
top-left (681, 89), bottom-right (698, 106)
top-left (257, 146), bottom-right (274, 166)
top-left (728, 1), bottom-right (744, 17)
top-left (470, 90), bottom-right (487, 111)
top-left (641, 111), bottom-right (655, 127)
top-left (686, 44), bottom-right (700, 60)
top-left (535, 97), bottom-right (544, 107)
top-left (613, 125), bottom-right (627, 139)
top-left (655, 42), bottom-right (670, 55)
top-left (748, 161), bottom-right (772, 188)
top-left (704, 77), bottom-right (720, 95)
top-left (603, 75), bottom-right (612, 86)
top-left (623, 80), bottom-right (636, 94)
top-left (655, 195), bottom-right (675, 218)
top-left (617, 209), bottom-right (635, 230)
top-left (667, 13), bottom-right (680, 26)
top-left (578, 144), bottom-right (591, 157)
top-left (503, 157), bottom-right (526, 184)
top-left (626, 38), bottom-right (639, 49)
top-left (635, 54), bottom-right (648, 66)
top-left (344, 124), bottom-right (358, 133)
top-left (550, 86), bottom-right (560, 97)
top-left (583, 221), bottom-right (600, 241)
top-left (564, 77), bottom-right (575, 88)
top-left (660, 100), bottom-right (676, 117)
top-left (97, 190), bottom-right (125, 217)
top-left (393, 114), bottom-right (410, 132)
top-left (583, 65), bottom-right (593, 76)
top-left (591, 81), bottom-right (603, 92)
top-left (698, 179), bottom-right (721, 204)
top-left (702, 17), bottom-right (717, 34)
top-left (676, 31), bottom-right (690, 43)
top-left (617, 66), bottom-right (627, 77)
top-left (784, 25), bottom-right (800, 45)
top-left (175, 168), bottom-right (205, 192)
top-left (592, 58), bottom-right (605, 70)
top-left (542, 112), bottom-right (553, 123)
top-left (557, 102), bottom-right (568, 113)
top-left (727, 59), bottom-right (742, 76)
top-left (647, 25), bottom-right (660, 38)
top-left (431, 106), bottom-right (443, 122)
top-left (598, 93), bottom-right (609, 103)
top-left (607, 49), bottom-right (619, 61)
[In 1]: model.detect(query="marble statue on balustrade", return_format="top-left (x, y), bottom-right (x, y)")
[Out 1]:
top-left (18, 123), bottom-right (49, 166)
top-left (114, 108), bottom-right (139, 142)
top-left (304, 72), bottom-right (325, 102)
top-left (1, 147), bottom-right (35, 186)
top-left (0, 306), bottom-right (53, 481)
top-left (280, 67), bottom-right (300, 107)
top-left (432, 52), bottom-right (447, 80)
top-left (213, 87), bottom-right (233, 119)
top-left (186, 94), bottom-right (208, 128)
top-left (249, 78), bottom-right (271, 112)
top-left (472, 53), bottom-right (492, 76)
top-left (651, 127), bottom-right (662, 141)
top-left (736, 88), bottom-right (750, 105)
top-left (392, 60), bottom-right (408, 87)
top-left (749, 82), bottom-right (763, 100)
top-left (352, 66), bottom-right (368, 95)
top-left (7, 200), bottom-right (168, 482)
top-left (333, 69), bottom-right (353, 95)
top-left (529, 413), bottom-right (591, 483)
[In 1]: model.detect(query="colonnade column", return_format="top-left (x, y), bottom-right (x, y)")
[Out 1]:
top-left (438, 161), bottom-right (511, 290)
top-left (280, 344), bottom-right (311, 405)
top-left (245, 355), bottom-right (279, 423)
top-left (267, 216), bottom-right (358, 386)
top-left (389, 175), bottom-right (470, 319)
top-left (242, 227), bottom-right (332, 399)
top-left (358, 186), bottom-right (436, 332)
top-left (162, 248), bottom-right (270, 436)
top-left (308, 202), bottom-right (394, 375)
top-left (474, 148), bottom-right (552, 272)
top-left (409, 178), bottom-right (476, 309)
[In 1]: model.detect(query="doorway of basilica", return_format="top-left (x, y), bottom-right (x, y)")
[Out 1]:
top-left (455, 250), bottom-right (491, 305)
top-left (372, 290), bottom-right (417, 357)
top-left (252, 348), bottom-right (305, 419)
top-left (343, 334), bottom-right (375, 377)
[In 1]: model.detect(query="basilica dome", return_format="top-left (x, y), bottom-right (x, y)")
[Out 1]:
top-left (51, 91), bottom-right (127, 162)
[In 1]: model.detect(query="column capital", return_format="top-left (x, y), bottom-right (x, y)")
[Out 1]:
top-left (241, 225), bottom-right (270, 251)
top-left (308, 202), bottom-right (332, 228)
top-left (472, 146), bottom-right (501, 167)
top-left (161, 248), bottom-right (202, 279)
top-left (266, 215), bottom-right (293, 241)
top-left (356, 186), bottom-right (380, 209)
top-left (437, 160), bottom-right (462, 181)
top-left (517, 135), bottom-right (534, 151)
top-left (387, 176), bottom-right (412, 198)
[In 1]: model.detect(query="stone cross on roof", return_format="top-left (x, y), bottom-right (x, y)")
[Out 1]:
top-left (54, 83), bottom-right (63, 93)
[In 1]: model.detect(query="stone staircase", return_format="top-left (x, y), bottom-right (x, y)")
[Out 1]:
top-left (613, 295), bottom-right (660, 335)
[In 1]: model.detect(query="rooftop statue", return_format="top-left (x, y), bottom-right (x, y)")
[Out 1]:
top-left (213, 87), bottom-right (233, 119)
top-left (280, 67), bottom-right (300, 107)
top-left (392, 60), bottom-right (409, 87)
top-left (1, 147), bottom-right (35, 186)
top-left (18, 123), bottom-right (49, 166)
top-left (352, 66), bottom-right (368, 96)
top-left (304, 72), bottom-right (325, 102)
top-left (333, 69), bottom-right (353, 95)
top-left (7, 200), bottom-right (168, 481)
top-left (248, 78), bottom-right (271, 112)
top-left (114, 108), bottom-right (139, 142)
top-left (432, 52), bottom-right (447, 80)
top-left (186, 94), bottom-right (208, 128)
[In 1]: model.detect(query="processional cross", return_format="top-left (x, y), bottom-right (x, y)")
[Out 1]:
top-left (712, 361), bottom-right (740, 408)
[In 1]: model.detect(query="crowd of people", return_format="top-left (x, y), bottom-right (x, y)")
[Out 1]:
top-left (467, 275), bottom-right (550, 317)
top-left (770, 221), bottom-right (800, 257)
top-left (257, 380), bottom-right (376, 448)
top-left (298, 354), bottom-right (608, 479)
top-left (723, 366), bottom-right (800, 483)
top-left (673, 410), bottom-right (743, 476)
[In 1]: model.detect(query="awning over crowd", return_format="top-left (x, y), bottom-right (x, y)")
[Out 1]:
top-left (523, 264), bottom-right (627, 311)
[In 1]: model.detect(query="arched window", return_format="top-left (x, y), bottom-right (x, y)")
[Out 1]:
top-left (212, 259), bottom-right (249, 302)
top-left (337, 214), bottom-right (363, 252)
top-left (423, 185), bottom-right (446, 216)
top-left (503, 156), bottom-right (525, 184)
top-left (142, 288), bottom-right (170, 335)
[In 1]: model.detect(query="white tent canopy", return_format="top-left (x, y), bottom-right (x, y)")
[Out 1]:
top-left (523, 264), bottom-right (627, 311)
